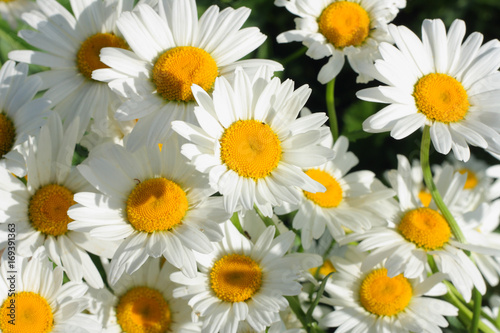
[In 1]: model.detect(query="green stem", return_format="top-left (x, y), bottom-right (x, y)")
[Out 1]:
top-left (420, 126), bottom-right (466, 243)
top-left (471, 288), bottom-right (482, 333)
top-left (326, 79), bottom-right (338, 141)
top-left (443, 285), bottom-right (495, 333)
top-left (280, 46), bottom-right (307, 66)
top-left (230, 212), bottom-right (244, 234)
top-left (254, 206), bottom-right (280, 236)
top-left (285, 295), bottom-right (309, 329)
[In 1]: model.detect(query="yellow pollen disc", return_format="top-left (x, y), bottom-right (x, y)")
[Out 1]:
top-left (77, 33), bottom-right (128, 80)
top-left (0, 113), bottom-right (16, 158)
top-left (29, 184), bottom-right (76, 236)
top-left (0, 292), bottom-right (54, 333)
top-left (418, 190), bottom-right (432, 207)
top-left (398, 207), bottom-right (451, 250)
top-left (458, 168), bottom-right (478, 189)
top-left (359, 268), bottom-right (413, 317)
top-left (303, 169), bottom-right (343, 208)
top-left (310, 259), bottom-right (336, 277)
top-left (152, 46), bottom-right (218, 102)
top-left (219, 120), bottom-right (282, 180)
top-left (116, 287), bottom-right (171, 333)
top-left (413, 73), bottom-right (470, 123)
top-left (126, 177), bottom-right (188, 233)
top-left (318, 1), bottom-right (371, 48)
top-left (210, 254), bottom-right (263, 303)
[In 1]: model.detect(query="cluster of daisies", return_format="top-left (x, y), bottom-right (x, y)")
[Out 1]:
top-left (1, 0), bottom-right (500, 332)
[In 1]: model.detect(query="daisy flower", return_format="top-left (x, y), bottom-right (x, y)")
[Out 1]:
top-left (460, 201), bottom-right (500, 287)
top-left (320, 246), bottom-right (458, 332)
top-left (275, 135), bottom-right (395, 248)
top-left (67, 135), bottom-right (230, 284)
top-left (172, 67), bottom-right (334, 217)
top-left (0, 248), bottom-right (101, 333)
top-left (88, 258), bottom-right (201, 332)
top-left (0, 60), bottom-right (50, 177)
top-left (171, 221), bottom-right (322, 333)
top-left (341, 154), bottom-right (500, 302)
top-left (433, 156), bottom-right (493, 211)
top-left (93, 0), bottom-right (282, 151)
top-left (485, 164), bottom-right (500, 201)
top-left (275, 0), bottom-right (402, 83)
top-left (9, 0), bottom-right (142, 139)
top-left (0, 113), bottom-right (115, 289)
top-left (0, 0), bottom-right (37, 29)
top-left (358, 19), bottom-right (500, 161)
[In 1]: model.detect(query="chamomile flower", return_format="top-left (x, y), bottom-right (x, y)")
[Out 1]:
top-left (88, 258), bottom-right (201, 332)
top-left (0, 113), bottom-right (114, 289)
top-left (320, 246), bottom-right (458, 332)
top-left (93, 0), bottom-right (282, 151)
top-left (342, 154), bottom-right (500, 302)
top-left (0, 60), bottom-right (50, 177)
top-left (358, 19), bottom-right (500, 162)
top-left (9, 0), bottom-right (141, 138)
top-left (172, 67), bottom-right (334, 217)
top-left (434, 156), bottom-right (492, 211)
top-left (171, 221), bottom-right (322, 333)
top-left (460, 201), bottom-right (500, 287)
top-left (0, 0), bottom-right (37, 29)
top-left (275, 0), bottom-right (402, 83)
top-left (68, 135), bottom-right (230, 284)
top-left (275, 135), bottom-right (395, 248)
top-left (0, 248), bottom-right (101, 333)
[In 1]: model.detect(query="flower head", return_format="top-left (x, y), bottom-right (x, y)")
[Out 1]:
top-left (358, 19), bottom-right (500, 161)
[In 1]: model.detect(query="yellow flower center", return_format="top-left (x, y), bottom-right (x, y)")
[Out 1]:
top-left (359, 268), bottom-right (413, 317)
top-left (398, 207), bottom-right (451, 250)
top-left (0, 292), bottom-right (54, 333)
top-left (303, 169), bottom-right (342, 208)
top-left (418, 189), bottom-right (432, 207)
top-left (318, 1), bottom-right (371, 48)
top-left (0, 113), bottom-right (16, 158)
top-left (29, 184), bottom-right (76, 236)
top-left (310, 259), bottom-right (336, 277)
top-left (219, 120), bottom-right (282, 180)
top-left (116, 287), bottom-right (171, 333)
top-left (413, 73), bottom-right (470, 123)
top-left (210, 254), bottom-right (263, 303)
top-left (126, 177), bottom-right (188, 233)
top-left (458, 168), bottom-right (478, 189)
top-left (0, 0), bottom-right (15, 2)
top-left (152, 46), bottom-right (218, 102)
top-left (77, 33), bottom-right (128, 80)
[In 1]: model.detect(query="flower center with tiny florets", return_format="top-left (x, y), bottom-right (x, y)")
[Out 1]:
top-left (77, 33), bottom-right (128, 80)
top-left (458, 168), bottom-right (478, 189)
top-left (116, 287), bottom-right (171, 333)
top-left (152, 46), bottom-right (218, 102)
top-left (413, 73), bottom-right (470, 123)
top-left (318, 1), bottom-right (371, 48)
top-left (0, 292), bottom-right (54, 333)
top-left (359, 268), bottom-right (413, 316)
top-left (303, 169), bottom-right (342, 208)
top-left (210, 254), bottom-right (263, 303)
top-left (0, 112), bottom-right (15, 158)
top-left (126, 177), bottom-right (188, 233)
top-left (398, 207), bottom-right (451, 250)
top-left (219, 120), bottom-right (282, 180)
top-left (29, 184), bottom-right (76, 236)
